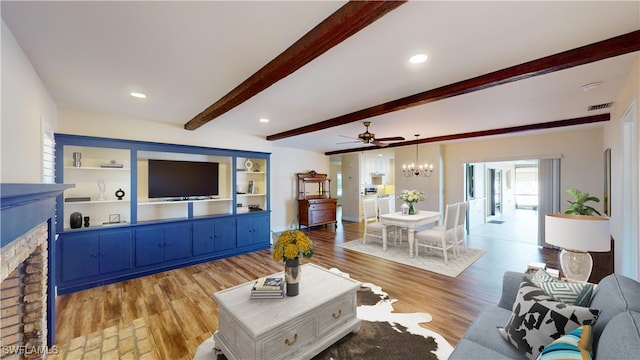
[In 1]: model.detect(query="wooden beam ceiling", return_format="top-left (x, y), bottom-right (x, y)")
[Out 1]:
top-left (324, 114), bottom-right (611, 155)
top-left (184, 1), bottom-right (406, 131)
top-left (267, 30), bottom-right (640, 142)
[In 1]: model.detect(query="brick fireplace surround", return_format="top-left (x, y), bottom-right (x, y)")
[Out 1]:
top-left (1, 184), bottom-right (70, 360)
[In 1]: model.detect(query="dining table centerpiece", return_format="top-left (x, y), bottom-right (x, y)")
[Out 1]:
top-left (272, 229), bottom-right (314, 296)
top-left (398, 189), bottom-right (425, 215)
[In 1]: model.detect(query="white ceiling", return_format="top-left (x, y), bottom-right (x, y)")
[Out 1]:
top-left (2, 1), bottom-right (639, 154)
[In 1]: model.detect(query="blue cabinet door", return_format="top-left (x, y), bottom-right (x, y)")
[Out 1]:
top-left (60, 232), bottom-right (100, 282)
top-left (164, 223), bottom-right (190, 261)
top-left (135, 227), bottom-right (165, 267)
top-left (236, 214), bottom-right (269, 248)
top-left (254, 214), bottom-right (270, 246)
top-left (192, 220), bottom-right (215, 256)
top-left (236, 217), bottom-right (253, 247)
top-left (99, 229), bottom-right (133, 275)
top-left (213, 218), bottom-right (236, 251)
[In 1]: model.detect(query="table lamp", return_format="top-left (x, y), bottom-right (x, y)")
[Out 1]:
top-left (545, 214), bottom-right (610, 282)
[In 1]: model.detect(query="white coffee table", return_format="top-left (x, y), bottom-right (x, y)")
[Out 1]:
top-left (213, 263), bottom-right (361, 360)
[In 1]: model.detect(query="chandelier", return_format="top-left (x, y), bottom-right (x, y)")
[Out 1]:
top-left (402, 135), bottom-right (434, 177)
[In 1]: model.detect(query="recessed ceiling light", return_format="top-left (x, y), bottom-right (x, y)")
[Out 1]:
top-left (130, 92), bottom-right (147, 99)
top-left (409, 54), bottom-right (428, 64)
top-left (259, 118), bottom-right (270, 123)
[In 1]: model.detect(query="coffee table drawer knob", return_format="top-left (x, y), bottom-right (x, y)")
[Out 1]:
top-left (285, 333), bottom-right (298, 346)
top-left (332, 309), bottom-right (342, 319)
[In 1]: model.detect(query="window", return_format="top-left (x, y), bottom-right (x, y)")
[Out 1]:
top-left (42, 125), bottom-right (55, 184)
top-left (514, 165), bottom-right (538, 209)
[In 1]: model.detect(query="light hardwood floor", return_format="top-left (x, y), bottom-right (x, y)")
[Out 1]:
top-left (54, 218), bottom-right (559, 359)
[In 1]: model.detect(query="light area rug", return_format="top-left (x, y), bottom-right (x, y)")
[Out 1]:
top-left (337, 238), bottom-right (486, 277)
top-left (194, 281), bottom-right (454, 360)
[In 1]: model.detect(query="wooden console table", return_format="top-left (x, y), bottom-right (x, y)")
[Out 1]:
top-left (297, 171), bottom-right (337, 229)
top-left (213, 264), bottom-right (361, 360)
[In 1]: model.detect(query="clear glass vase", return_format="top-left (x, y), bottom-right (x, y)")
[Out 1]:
top-left (408, 202), bottom-right (417, 215)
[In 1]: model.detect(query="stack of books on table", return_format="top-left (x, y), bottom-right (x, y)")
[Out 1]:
top-left (251, 277), bottom-right (285, 299)
top-left (525, 261), bottom-right (546, 275)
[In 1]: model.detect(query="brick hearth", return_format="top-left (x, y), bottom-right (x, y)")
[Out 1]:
top-left (1, 223), bottom-right (49, 360)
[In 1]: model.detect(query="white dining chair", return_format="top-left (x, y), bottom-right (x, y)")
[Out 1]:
top-left (414, 203), bottom-right (459, 264)
top-left (454, 201), bottom-right (468, 255)
top-left (377, 197), bottom-right (402, 243)
top-left (362, 198), bottom-right (384, 244)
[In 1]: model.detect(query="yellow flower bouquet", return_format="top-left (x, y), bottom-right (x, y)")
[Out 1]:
top-left (272, 229), bottom-right (314, 262)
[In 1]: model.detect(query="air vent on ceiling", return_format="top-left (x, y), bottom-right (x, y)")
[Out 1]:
top-left (588, 102), bottom-right (613, 111)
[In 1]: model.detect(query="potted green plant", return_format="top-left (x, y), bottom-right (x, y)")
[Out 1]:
top-left (564, 188), bottom-right (601, 216)
top-left (545, 188), bottom-right (609, 282)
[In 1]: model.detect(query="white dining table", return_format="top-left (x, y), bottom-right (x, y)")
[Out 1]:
top-left (379, 210), bottom-right (441, 257)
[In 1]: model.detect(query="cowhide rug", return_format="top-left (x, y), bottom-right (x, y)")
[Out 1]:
top-left (194, 282), bottom-right (453, 360)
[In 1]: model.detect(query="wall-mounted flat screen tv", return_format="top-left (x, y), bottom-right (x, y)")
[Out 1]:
top-left (148, 159), bottom-right (219, 199)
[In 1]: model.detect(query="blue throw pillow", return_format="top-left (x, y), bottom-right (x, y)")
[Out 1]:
top-left (536, 325), bottom-right (593, 360)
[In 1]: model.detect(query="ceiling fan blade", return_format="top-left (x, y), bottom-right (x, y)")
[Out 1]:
top-left (336, 140), bottom-right (363, 145)
top-left (375, 136), bottom-right (405, 142)
top-left (341, 123), bottom-right (403, 146)
top-left (339, 134), bottom-right (360, 140)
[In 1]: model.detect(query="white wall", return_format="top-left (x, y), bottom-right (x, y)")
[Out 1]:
top-left (394, 143), bottom-right (442, 212)
top-left (340, 153), bottom-right (361, 222)
top-left (270, 147), bottom-right (330, 231)
top-left (329, 163), bottom-right (341, 204)
top-left (1, 20), bottom-right (58, 183)
top-left (57, 107), bottom-right (270, 153)
top-left (604, 54), bottom-right (640, 279)
top-left (443, 128), bottom-right (604, 210)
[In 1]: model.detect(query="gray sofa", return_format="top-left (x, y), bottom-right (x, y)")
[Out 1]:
top-left (450, 271), bottom-right (640, 359)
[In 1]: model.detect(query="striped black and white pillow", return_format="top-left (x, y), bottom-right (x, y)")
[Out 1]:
top-left (532, 269), bottom-right (594, 306)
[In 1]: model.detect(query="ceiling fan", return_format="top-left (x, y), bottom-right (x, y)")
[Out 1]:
top-left (338, 121), bottom-right (404, 147)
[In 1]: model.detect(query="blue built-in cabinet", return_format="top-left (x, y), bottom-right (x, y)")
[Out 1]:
top-left (60, 228), bottom-right (133, 283)
top-left (237, 213), bottom-right (271, 247)
top-left (54, 134), bottom-right (270, 294)
top-left (192, 217), bottom-right (237, 256)
top-left (134, 223), bottom-right (191, 267)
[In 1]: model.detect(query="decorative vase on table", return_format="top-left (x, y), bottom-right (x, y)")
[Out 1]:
top-left (272, 229), bottom-right (314, 297)
top-left (408, 202), bottom-right (417, 215)
top-left (284, 258), bottom-right (301, 296)
top-left (398, 190), bottom-right (425, 216)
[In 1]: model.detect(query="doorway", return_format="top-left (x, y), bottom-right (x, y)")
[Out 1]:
top-left (466, 160), bottom-right (539, 244)
top-left (488, 168), bottom-right (502, 217)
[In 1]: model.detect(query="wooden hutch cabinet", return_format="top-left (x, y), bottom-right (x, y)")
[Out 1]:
top-left (297, 171), bottom-right (337, 229)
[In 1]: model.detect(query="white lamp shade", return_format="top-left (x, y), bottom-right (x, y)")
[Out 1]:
top-left (545, 214), bottom-right (610, 252)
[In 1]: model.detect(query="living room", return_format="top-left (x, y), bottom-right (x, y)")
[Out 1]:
top-left (2, 2), bottom-right (639, 359)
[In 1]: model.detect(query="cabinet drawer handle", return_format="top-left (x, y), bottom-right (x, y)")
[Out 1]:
top-left (284, 333), bottom-right (298, 346)
top-left (332, 309), bottom-right (342, 319)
